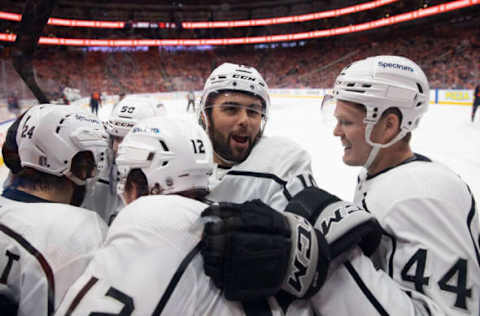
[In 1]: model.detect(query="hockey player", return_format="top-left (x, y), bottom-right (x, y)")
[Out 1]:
top-left (54, 116), bottom-right (243, 315)
top-left (308, 55), bottom-right (480, 315)
top-left (81, 95), bottom-right (166, 223)
top-left (0, 105), bottom-right (108, 316)
top-left (202, 56), bottom-right (480, 316)
top-left (186, 90), bottom-right (195, 112)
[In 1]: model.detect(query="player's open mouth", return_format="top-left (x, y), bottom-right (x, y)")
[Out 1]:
top-left (232, 135), bottom-right (249, 144)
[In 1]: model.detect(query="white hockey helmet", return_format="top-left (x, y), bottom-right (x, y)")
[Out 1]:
top-left (106, 95), bottom-right (166, 137)
top-left (116, 115), bottom-right (214, 197)
top-left (198, 63), bottom-right (270, 128)
top-left (17, 105), bottom-right (109, 185)
top-left (333, 55), bottom-right (430, 167)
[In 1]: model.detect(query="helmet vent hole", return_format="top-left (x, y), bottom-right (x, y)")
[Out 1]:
top-left (59, 119), bottom-right (65, 124)
top-left (159, 140), bottom-right (169, 152)
top-left (162, 161), bottom-right (168, 167)
top-left (147, 152), bottom-right (155, 161)
top-left (362, 84), bottom-right (372, 88)
top-left (218, 75), bottom-right (226, 79)
top-left (250, 85), bottom-right (255, 90)
top-left (347, 82), bottom-right (355, 87)
top-left (416, 102), bottom-right (422, 107)
top-left (345, 89), bottom-right (365, 93)
top-left (56, 126), bottom-right (61, 134)
top-left (416, 83), bottom-right (423, 93)
top-left (258, 82), bottom-right (265, 87)
top-left (232, 82), bottom-right (237, 87)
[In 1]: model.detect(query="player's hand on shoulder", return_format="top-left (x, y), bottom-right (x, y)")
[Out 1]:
top-left (200, 188), bottom-right (383, 301)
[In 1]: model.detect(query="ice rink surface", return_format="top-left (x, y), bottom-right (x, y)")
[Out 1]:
top-left (2, 96), bottom-right (479, 203)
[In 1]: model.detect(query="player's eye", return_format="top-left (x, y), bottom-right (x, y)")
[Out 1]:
top-left (246, 108), bottom-right (261, 118)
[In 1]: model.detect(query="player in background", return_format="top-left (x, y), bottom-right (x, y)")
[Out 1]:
top-left (186, 90), bottom-right (196, 112)
top-left (54, 116), bottom-right (245, 315)
top-left (0, 105), bottom-right (108, 316)
top-left (472, 84), bottom-right (480, 122)
top-left (89, 90), bottom-right (101, 115)
top-left (201, 56), bottom-right (480, 316)
top-left (81, 95), bottom-right (166, 223)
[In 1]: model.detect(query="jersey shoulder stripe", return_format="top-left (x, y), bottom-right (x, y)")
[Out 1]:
top-left (152, 241), bottom-right (202, 315)
top-left (0, 223), bottom-right (55, 315)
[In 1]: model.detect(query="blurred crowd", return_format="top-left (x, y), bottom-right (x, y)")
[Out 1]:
top-left (0, 25), bottom-right (478, 100)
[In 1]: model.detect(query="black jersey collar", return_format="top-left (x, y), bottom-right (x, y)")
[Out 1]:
top-left (366, 153), bottom-right (431, 180)
top-left (2, 186), bottom-right (53, 203)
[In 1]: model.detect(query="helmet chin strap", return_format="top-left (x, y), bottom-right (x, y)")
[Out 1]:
top-left (363, 123), bottom-right (409, 171)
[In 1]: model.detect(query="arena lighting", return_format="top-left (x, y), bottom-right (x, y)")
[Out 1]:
top-left (0, 0), bottom-right (477, 46)
top-left (0, 0), bottom-right (398, 29)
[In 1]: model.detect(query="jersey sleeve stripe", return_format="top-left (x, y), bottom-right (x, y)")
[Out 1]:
top-left (344, 260), bottom-right (389, 316)
top-left (225, 170), bottom-right (292, 201)
top-left (0, 223), bottom-right (55, 316)
top-left (152, 241), bottom-right (202, 316)
top-left (64, 276), bottom-right (99, 316)
top-left (466, 194), bottom-right (480, 267)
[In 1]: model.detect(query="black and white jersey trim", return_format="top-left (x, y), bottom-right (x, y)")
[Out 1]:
top-left (225, 170), bottom-right (293, 201)
top-left (0, 223), bottom-right (55, 316)
top-left (466, 192), bottom-right (480, 267)
top-left (344, 260), bottom-right (389, 316)
top-left (152, 241), bottom-right (203, 315)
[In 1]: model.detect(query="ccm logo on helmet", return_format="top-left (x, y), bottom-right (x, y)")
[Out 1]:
top-left (232, 74), bottom-right (256, 81)
top-left (378, 61), bottom-right (414, 72)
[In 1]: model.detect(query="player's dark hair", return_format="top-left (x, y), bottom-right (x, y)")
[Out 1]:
top-left (2, 110), bottom-right (27, 174)
top-left (16, 167), bottom-right (70, 192)
top-left (125, 168), bottom-right (149, 199)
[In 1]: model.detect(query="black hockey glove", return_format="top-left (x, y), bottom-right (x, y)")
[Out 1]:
top-left (285, 187), bottom-right (382, 258)
top-left (0, 285), bottom-right (18, 316)
top-left (201, 199), bottom-right (330, 301)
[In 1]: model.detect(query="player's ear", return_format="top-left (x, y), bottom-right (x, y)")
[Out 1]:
top-left (199, 112), bottom-right (208, 130)
top-left (382, 112), bottom-right (401, 144)
top-left (124, 180), bottom-right (139, 205)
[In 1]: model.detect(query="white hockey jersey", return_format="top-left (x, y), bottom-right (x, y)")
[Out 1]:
top-left (81, 156), bottom-right (124, 224)
top-left (311, 154), bottom-right (480, 316)
top-left (56, 194), bottom-right (311, 316)
top-left (0, 190), bottom-right (107, 316)
top-left (208, 135), bottom-right (316, 212)
top-left (207, 135), bottom-right (317, 316)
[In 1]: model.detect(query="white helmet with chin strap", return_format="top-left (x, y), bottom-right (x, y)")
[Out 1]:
top-left (17, 105), bottom-right (109, 185)
top-left (106, 95), bottom-right (166, 138)
top-left (116, 116), bottom-right (214, 198)
top-left (333, 55), bottom-right (430, 169)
